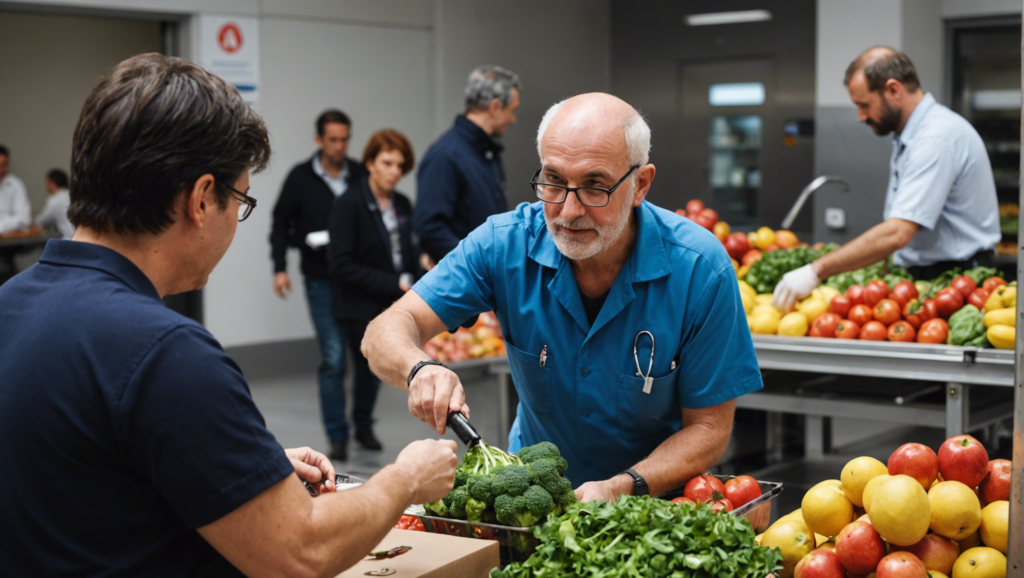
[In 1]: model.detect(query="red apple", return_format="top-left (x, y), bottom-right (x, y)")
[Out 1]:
top-left (835, 521), bottom-right (886, 575)
top-left (889, 534), bottom-right (958, 576)
top-left (686, 199), bottom-right (705, 215)
top-left (937, 434), bottom-right (989, 488)
top-left (698, 208), bottom-right (719, 226)
top-left (724, 232), bottom-right (751, 260)
top-left (888, 443), bottom-right (939, 490)
top-left (674, 208), bottom-right (688, 219)
top-left (875, 551), bottom-right (928, 578)
top-left (794, 548), bottom-right (845, 578)
top-left (693, 213), bottom-right (716, 230)
top-left (978, 459), bottom-right (1011, 504)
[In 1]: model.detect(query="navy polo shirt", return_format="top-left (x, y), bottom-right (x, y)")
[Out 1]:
top-left (0, 240), bottom-right (294, 576)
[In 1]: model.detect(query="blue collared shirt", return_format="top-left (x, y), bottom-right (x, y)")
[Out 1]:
top-left (312, 154), bottom-right (349, 196)
top-left (413, 201), bottom-right (763, 485)
top-left (885, 93), bottom-right (1000, 267)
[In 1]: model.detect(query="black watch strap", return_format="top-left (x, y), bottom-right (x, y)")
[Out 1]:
top-left (620, 468), bottom-right (649, 496)
top-left (407, 359), bottom-right (447, 388)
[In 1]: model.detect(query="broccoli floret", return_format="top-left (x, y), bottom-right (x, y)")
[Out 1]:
top-left (516, 442), bottom-right (566, 474)
top-left (493, 465), bottom-right (530, 497)
top-left (468, 474), bottom-right (498, 506)
top-left (447, 486), bottom-right (470, 519)
top-left (465, 497), bottom-right (489, 522)
top-left (424, 499), bottom-right (448, 517)
top-left (551, 478), bottom-right (577, 511)
top-left (494, 485), bottom-right (555, 527)
top-left (454, 468), bottom-right (471, 488)
top-left (526, 459), bottom-right (570, 495)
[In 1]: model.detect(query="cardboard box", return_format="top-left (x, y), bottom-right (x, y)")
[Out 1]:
top-left (336, 528), bottom-right (500, 578)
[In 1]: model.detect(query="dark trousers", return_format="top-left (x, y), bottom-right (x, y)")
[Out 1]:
top-left (341, 319), bottom-right (380, 434)
top-left (304, 277), bottom-right (348, 443)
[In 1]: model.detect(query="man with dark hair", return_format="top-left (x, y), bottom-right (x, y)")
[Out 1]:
top-left (36, 168), bottom-right (74, 238)
top-left (270, 109), bottom-right (370, 461)
top-left (0, 144), bottom-right (31, 234)
top-left (773, 46), bottom-right (1000, 310)
top-left (0, 53), bottom-right (457, 577)
top-left (414, 65), bottom-right (521, 264)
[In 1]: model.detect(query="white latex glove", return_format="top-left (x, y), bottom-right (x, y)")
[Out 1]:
top-left (771, 263), bottom-right (821, 312)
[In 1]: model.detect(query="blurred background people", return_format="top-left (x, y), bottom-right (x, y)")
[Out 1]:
top-left (0, 145), bottom-right (31, 234)
top-left (36, 168), bottom-right (74, 239)
top-left (414, 65), bottom-right (520, 266)
top-left (270, 110), bottom-right (367, 461)
top-left (328, 129), bottom-right (420, 458)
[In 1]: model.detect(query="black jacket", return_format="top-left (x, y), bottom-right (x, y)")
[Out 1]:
top-left (328, 177), bottom-right (419, 322)
top-left (270, 155), bottom-right (366, 280)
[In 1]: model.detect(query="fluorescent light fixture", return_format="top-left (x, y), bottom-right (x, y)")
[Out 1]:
top-left (972, 89), bottom-right (1021, 111)
top-left (686, 10), bottom-right (772, 26)
top-left (709, 83), bottom-right (765, 106)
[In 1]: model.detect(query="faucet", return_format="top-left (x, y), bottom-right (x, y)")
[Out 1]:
top-left (781, 175), bottom-right (849, 230)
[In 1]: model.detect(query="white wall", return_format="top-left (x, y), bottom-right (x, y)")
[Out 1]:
top-left (816, 0), bottom-right (902, 107)
top-left (942, 0), bottom-right (1021, 18)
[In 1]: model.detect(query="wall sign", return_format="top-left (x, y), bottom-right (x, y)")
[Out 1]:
top-left (198, 15), bottom-right (259, 107)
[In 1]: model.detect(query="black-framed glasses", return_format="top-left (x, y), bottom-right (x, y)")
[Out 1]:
top-left (219, 182), bottom-right (257, 222)
top-left (531, 165), bottom-right (639, 208)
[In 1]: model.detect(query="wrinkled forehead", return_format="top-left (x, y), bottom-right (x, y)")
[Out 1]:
top-left (541, 112), bottom-right (627, 168)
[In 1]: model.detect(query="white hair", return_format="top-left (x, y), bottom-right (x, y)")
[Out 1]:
top-left (535, 98), bottom-right (651, 167)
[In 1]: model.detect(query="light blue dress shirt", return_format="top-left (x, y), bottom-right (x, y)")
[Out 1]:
top-left (312, 154), bottom-right (349, 197)
top-left (412, 201), bottom-right (763, 486)
top-left (884, 93), bottom-right (1000, 267)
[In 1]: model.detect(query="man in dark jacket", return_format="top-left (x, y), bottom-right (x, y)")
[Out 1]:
top-left (269, 109), bottom-right (368, 461)
top-left (414, 65), bottom-right (521, 264)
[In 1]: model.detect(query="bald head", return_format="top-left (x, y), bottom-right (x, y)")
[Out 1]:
top-left (536, 93), bottom-right (650, 168)
top-left (844, 46), bottom-right (920, 93)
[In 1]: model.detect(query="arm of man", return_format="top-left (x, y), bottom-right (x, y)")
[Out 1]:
top-left (198, 439), bottom-right (458, 578)
top-left (413, 154), bottom-right (463, 262)
top-left (812, 217), bottom-right (919, 279)
top-left (270, 169), bottom-right (300, 294)
top-left (576, 399), bottom-right (736, 502)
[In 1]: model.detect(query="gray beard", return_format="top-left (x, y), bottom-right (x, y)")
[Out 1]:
top-left (546, 183), bottom-right (635, 261)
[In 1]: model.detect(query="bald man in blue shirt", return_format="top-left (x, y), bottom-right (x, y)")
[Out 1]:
top-left (774, 47), bottom-right (1000, 310)
top-left (363, 93), bottom-right (763, 503)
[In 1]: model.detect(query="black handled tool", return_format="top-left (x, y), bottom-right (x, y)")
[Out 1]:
top-left (447, 411), bottom-right (482, 449)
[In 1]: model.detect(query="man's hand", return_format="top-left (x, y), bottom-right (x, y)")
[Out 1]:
top-left (285, 446), bottom-right (336, 494)
top-left (273, 272), bottom-right (292, 299)
top-left (408, 365), bottom-right (469, 435)
top-left (574, 474), bottom-right (633, 503)
top-left (394, 439), bottom-right (459, 504)
top-left (419, 253), bottom-right (435, 272)
top-left (771, 263), bottom-right (821, 312)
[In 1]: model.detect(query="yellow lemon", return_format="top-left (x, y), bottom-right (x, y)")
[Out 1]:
top-left (979, 501), bottom-right (1008, 554)
top-left (801, 479), bottom-right (854, 537)
top-left (958, 529), bottom-right (983, 553)
top-left (761, 518), bottom-right (815, 578)
top-left (741, 292), bottom-right (755, 314)
top-left (840, 456), bottom-right (889, 507)
top-left (796, 297), bottom-right (828, 325)
top-left (987, 325), bottom-right (1014, 350)
top-left (751, 304), bottom-right (782, 318)
top-left (750, 314), bottom-right (780, 335)
top-left (929, 481), bottom-right (982, 541)
top-left (755, 294), bottom-right (774, 306)
top-left (952, 547), bottom-right (1007, 578)
top-left (778, 312), bottom-right (809, 336)
top-left (738, 280), bottom-right (756, 299)
top-left (862, 473), bottom-right (892, 513)
top-left (817, 285), bottom-right (840, 303)
top-left (754, 532), bottom-right (763, 545)
top-left (869, 474), bottom-right (930, 546)
top-left (983, 308), bottom-right (1014, 328)
top-left (754, 226), bottom-right (776, 250)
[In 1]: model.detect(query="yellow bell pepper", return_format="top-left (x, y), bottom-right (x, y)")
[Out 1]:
top-left (1000, 286), bottom-right (1016, 308)
top-left (987, 325), bottom-right (1015, 349)
top-left (985, 291), bottom-right (1005, 312)
top-left (984, 308), bottom-right (1015, 328)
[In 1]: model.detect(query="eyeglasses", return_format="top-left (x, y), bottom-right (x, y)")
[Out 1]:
top-left (219, 182), bottom-right (257, 222)
top-left (531, 165), bottom-right (639, 208)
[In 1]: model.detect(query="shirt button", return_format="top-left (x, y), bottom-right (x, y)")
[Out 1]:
top-left (581, 368), bottom-right (590, 377)
top-left (583, 460), bottom-right (592, 469)
top-left (581, 408), bottom-right (591, 417)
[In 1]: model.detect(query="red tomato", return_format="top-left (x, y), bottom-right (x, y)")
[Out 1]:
top-left (982, 276), bottom-right (1007, 293)
top-left (864, 280), bottom-right (890, 307)
top-left (808, 324), bottom-right (822, 337)
top-left (891, 280), bottom-right (919, 308)
top-left (951, 275), bottom-right (977, 299)
top-left (902, 299), bottom-right (935, 329)
top-left (683, 474), bottom-right (726, 502)
top-left (723, 475), bottom-right (761, 508)
top-left (395, 515), bottom-right (425, 531)
top-left (694, 214), bottom-right (716, 230)
top-left (873, 299), bottom-right (902, 325)
top-left (848, 304), bottom-right (874, 326)
top-left (934, 287), bottom-right (965, 318)
top-left (674, 209), bottom-right (688, 219)
top-left (708, 497), bottom-right (734, 513)
top-left (860, 320), bottom-right (887, 341)
top-left (967, 287), bottom-right (990, 310)
top-left (813, 312), bottom-right (841, 338)
top-left (686, 199), bottom-right (705, 215)
top-left (724, 232), bottom-right (751, 260)
top-left (887, 320), bottom-right (917, 342)
top-left (846, 284), bottom-right (865, 307)
top-left (671, 496), bottom-right (696, 506)
top-left (741, 249), bottom-right (762, 266)
top-left (917, 318), bottom-right (949, 344)
top-left (829, 295), bottom-right (851, 318)
top-left (835, 319), bottom-right (861, 339)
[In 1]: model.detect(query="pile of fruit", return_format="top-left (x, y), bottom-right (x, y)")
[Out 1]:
top-left (670, 473), bottom-right (764, 513)
top-left (758, 434), bottom-right (1012, 578)
top-left (740, 271), bottom-right (1017, 349)
top-left (423, 311), bottom-right (506, 363)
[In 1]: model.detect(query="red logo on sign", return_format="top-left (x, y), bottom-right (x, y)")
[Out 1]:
top-left (218, 23), bottom-right (243, 54)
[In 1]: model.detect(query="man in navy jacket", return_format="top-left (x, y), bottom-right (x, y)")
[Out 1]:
top-left (414, 65), bottom-right (521, 264)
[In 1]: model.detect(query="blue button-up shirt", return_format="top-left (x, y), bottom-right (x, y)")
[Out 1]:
top-left (885, 93), bottom-right (1000, 267)
top-left (413, 201), bottom-right (763, 485)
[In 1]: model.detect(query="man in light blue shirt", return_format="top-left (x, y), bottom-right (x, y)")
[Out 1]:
top-left (773, 47), bottom-right (999, 310)
top-left (363, 93), bottom-right (762, 502)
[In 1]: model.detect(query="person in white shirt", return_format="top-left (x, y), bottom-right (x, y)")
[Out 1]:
top-left (0, 145), bottom-right (32, 234)
top-left (36, 169), bottom-right (74, 239)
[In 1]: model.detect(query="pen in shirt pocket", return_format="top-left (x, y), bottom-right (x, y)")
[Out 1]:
top-left (670, 356), bottom-right (679, 371)
top-left (539, 345), bottom-right (548, 367)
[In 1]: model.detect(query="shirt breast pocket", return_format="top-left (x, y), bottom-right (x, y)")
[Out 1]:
top-left (616, 367), bottom-right (680, 428)
top-left (504, 342), bottom-right (553, 415)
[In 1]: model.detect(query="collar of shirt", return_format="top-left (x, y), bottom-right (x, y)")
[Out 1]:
top-left (312, 153), bottom-right (349, 182)
top-left (454, 115), bottom-right (504, 156)
top-left (895, 92), bottom-right (936, 149)
top-left (38, 240), bottom-right (161, 301)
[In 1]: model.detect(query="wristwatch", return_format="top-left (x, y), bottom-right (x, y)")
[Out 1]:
top-left (619, 468), bottom-right (649, 497)
top-left (407, 359), bottom-right (447, 388)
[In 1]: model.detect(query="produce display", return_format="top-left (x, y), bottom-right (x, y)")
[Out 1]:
top-left (756, 433), bottom-right (1011, 578)
top-left (423, 311), bottom-right (506, 362)
top-left (490, 494), bottom-right (783, 578)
